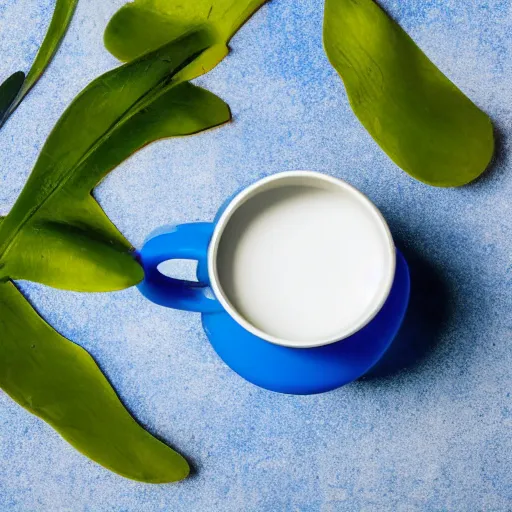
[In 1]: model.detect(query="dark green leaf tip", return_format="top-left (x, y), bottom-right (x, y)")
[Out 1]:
top-left (0, 71), bottom-right (25, 124)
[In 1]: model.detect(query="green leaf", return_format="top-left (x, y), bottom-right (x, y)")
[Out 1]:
top-left (0, 0), bottom-right (78, 128)
top-left (0, 72), bottom-right (25, 121)
top-left (0, 279), bottom-right (189, 483)
top-left (104, 0), bottom-right (268, 63)
top-left (323, 0), bottom-right (494, 187)
top-left (0, 30), bottom-right (231, 292)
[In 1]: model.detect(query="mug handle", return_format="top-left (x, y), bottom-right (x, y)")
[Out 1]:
top-left (136, 222), bottom-right (223, 313)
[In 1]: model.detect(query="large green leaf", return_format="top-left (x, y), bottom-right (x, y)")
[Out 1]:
top-left (104, 0), bottom-right (268, 63)
top-left (323, 0), bottom-right (494, 187)
top-left (0, 29), bottom-right (231, 291)
top-left (0, 279), bottom-right (189, 483)
top-left (0, 0), bottom-right (78, 129)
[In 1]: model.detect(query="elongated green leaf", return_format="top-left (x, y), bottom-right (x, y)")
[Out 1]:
top-left (323, 0), bottom-right (494, 187)
top-left (104, 0), bottom-right (268, 63)
top-left (0, 0), bottom-right (78, 128)
top-left (0, 279), bottom-right (189, 483)
top-left (0, 72), bottom-right (25, 121)
top-left (0, 30), bottom-right (231, 291)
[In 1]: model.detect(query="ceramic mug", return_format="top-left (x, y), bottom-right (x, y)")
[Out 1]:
top-left (137, 171), bottom-right (410, 394)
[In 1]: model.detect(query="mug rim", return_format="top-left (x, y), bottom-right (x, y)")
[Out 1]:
top-left (207, 171), bottom-right (396, 348)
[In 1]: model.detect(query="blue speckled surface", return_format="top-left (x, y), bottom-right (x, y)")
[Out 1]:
top-left (1, 1), bottom-right (511, 510)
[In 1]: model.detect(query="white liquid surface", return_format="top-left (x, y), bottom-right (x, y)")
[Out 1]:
top-left (215, 184), bottom-right (392, 344)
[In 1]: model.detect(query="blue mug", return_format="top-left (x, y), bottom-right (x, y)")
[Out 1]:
top-left (137, 171), bottom-right (410, 394)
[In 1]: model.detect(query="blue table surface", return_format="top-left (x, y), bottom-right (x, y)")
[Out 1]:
top-left (1, 1), bottom-right (511, 510)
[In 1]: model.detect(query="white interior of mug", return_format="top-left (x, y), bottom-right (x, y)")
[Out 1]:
top-left (208, 171), bottom-right (396, 348)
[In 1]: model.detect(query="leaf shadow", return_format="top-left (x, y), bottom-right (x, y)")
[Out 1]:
top-left (359, 240), bottom-right (455, 381)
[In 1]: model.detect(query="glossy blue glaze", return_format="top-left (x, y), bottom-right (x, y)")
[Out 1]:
top-left (137, 223), bottom-right (221, 313)
top-left (137, 221), bottom-right (410, 394)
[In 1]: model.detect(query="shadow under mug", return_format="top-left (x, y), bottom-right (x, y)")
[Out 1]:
top-left (137, 171), bottom-right (410, 394)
